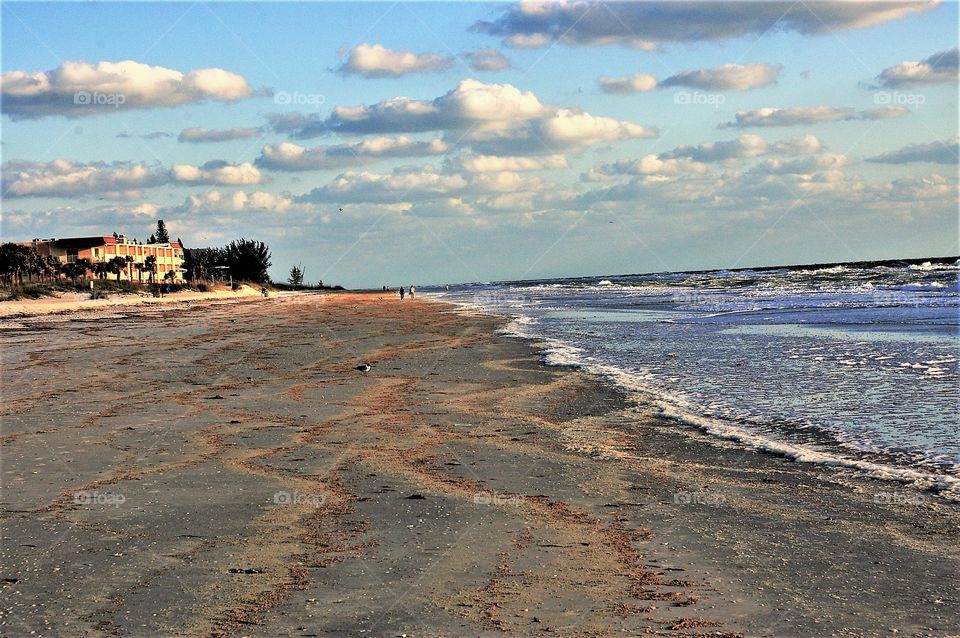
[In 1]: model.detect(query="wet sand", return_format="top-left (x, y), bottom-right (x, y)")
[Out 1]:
top-left (1, 292), bottom-right (957, 637)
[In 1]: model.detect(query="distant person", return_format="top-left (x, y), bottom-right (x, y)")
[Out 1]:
top-left (399, 286), bottom-right (405, 301)
top-left (445, 285), bottom-right (449, 291)
top-left (409, 285), bottom-right (416, 299)
top-left (261, 286), bottom-right (268, 298)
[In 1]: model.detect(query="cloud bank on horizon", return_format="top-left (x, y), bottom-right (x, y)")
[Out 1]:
top-left (1, 1), bottom-right (957, 286)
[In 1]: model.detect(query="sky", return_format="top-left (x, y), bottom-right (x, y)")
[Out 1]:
top-left (1, 1), bottom-right (958, 288)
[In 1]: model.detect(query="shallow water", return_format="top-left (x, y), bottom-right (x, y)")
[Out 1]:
top-left (426, 260), bottom-right (960, 492)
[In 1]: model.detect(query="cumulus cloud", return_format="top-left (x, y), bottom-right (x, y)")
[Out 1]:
top-left (337, 43), bottom-right (454, 78)
top-left (591, 155), bottom-right (707, 179)
top-left (446, 154), bottom-right (568, 172)
top-left (2, 159), bottom-right (166, 197)
top-left (601, 63), bottom-right (780, 94)
top-left (464, 48), bottom-right (513, 71)
top-left (723, 105), bottom-right (908, 127)
top-left (275, 79), bottom-right (653, 154)
top-left (176, 190), bottom-right (295, 214)
top-left (866, 138), bottom-right (959, 164)
top-left (750, 153), bottom-right (851, 175)
top-left (876, 47), bottom-right (959, 87)
top-left (178, 127), bottom-right (262, 143)
top-left (461, 107), bottom-right (656, 156)
top-left (257, 136), bottom-right (449, 171)
top-left (325, 79), bottom-right (549, 135)
top-left (473, 1), bottom-right (935, 49)
top-left (2, 158), bottom-right (265, 197)
top-left (170, 161), bottom-right (262, 186)
top-left (297, 163), bottom-right (562, 213)
top-left (299, 164), bottom-right (469, 204)
top-left (662, 134), bottom-right (770, 162)
top-left (2, 60), bottom-right (255, 120)
top-left (598, 73), bottom-right (658, 94)
top-left (660, 62), bottom-right (781, 91)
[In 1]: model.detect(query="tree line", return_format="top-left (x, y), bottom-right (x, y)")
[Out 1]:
top-left (1, 225), bottom-right (273, 288)
top-left (183, 239), bottom-right (272, 284)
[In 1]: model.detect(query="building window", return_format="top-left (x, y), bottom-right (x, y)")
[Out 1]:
top-left (67, 251), bottom-right (78, 263)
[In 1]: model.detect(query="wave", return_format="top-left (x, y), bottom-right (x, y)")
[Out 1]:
top-left (487, 305), bottom-right (959, 500)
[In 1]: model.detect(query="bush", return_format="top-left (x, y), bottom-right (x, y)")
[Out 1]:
top-left (1, 284), bottom-right (57, 301)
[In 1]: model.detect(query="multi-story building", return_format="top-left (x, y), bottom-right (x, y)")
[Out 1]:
top-left (28, 234), bottom-right (185, 283)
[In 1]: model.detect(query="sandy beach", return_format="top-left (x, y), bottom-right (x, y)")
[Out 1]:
top-left (0, 285), bottom-right (273, 320)
top-left (1, 292), bottom-right (957, 637)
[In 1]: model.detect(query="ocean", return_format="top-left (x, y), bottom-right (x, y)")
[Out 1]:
top-left (425, 258), bottom-right (960, 498)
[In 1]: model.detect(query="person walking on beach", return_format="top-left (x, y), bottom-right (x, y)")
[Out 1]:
top-left (399, 286), bottom-right (405, 301)
top-left (409, 285), bottom-right (416, 299)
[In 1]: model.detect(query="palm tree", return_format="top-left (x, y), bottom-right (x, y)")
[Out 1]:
top-left (92, 261), bottom-right (109, 280)
top-left (135, 262), bottom-right (146, 283)
top-left (107, 256), bottom-right (127, 281)
top-left (124, 256), bottom-right (134, 281)
top-left (144, 255), bottom-right (157, 284)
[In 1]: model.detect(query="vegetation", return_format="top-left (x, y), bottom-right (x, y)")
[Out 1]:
top-left (183, 238), bottom-right (272, 284)
top-left (154, 220), bottom-right (170, 244)
top-left (288, 264), bottom-right (305, 287)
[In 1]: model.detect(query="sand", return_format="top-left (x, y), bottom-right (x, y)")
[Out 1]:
top-left (0, 285), bottom-right (273, 319)
top-left (1, 292), bottom-right (957, 637)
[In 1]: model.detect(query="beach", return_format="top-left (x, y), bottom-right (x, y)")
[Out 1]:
top-left (1, 292), bottom-right (958, 637)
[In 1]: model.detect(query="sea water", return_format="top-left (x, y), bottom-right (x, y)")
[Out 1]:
top-left (426, 259), bottom-right (960, 496)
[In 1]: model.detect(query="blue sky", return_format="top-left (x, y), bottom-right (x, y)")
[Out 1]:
top-left (2, 1), bottom-right (957, 287)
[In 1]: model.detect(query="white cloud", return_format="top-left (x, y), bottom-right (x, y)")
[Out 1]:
top-left (170, 161), bottom-right (262, 186)
top-left (297, 163), bottom-right (562, 212)
top-left (750, 153), bottom-right (851, 175)
top-left (464, 48), bottom-right (513, 72)
top-left (770, 134), bottom-right (823, 155)
top-left (592, 155), bottom-right (707, 178)
top-left (325, 79), bottom-right (548, 135)
top-left (876, 47), bottom-right (959, 87)
top-left (177, 190), bottom-right (295, 214)
top-left (660, 63), bottom-right (781, 91)
top-left (867, 138), bottom-right (959, 164)
top-left (447, 154), bottom-right (568, 172)
top-left (598, 74), bottom-right (658, 94)
top-left (300, 165), bottom-right (469, 203)
top-left (178, 127), bottom-right (262, 143)
top-left (292, 79), bottom-right (654, 155)
top-left (3, 158), bottom-right (265, 197)
top-left (723, 105), bottom-right (908, 127)
top-left (474, 1), bottom-right (936, 49)
top-left (2, 159), bottom-right (166, 197)
top-left (257, 136), bottom-right (449, 171)
top-left (662, 134), bottom-right (770, 162)
top-left (337, 43), bottom-right (454, 78)
top-left (2, 60), bottom-right (255, 119)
